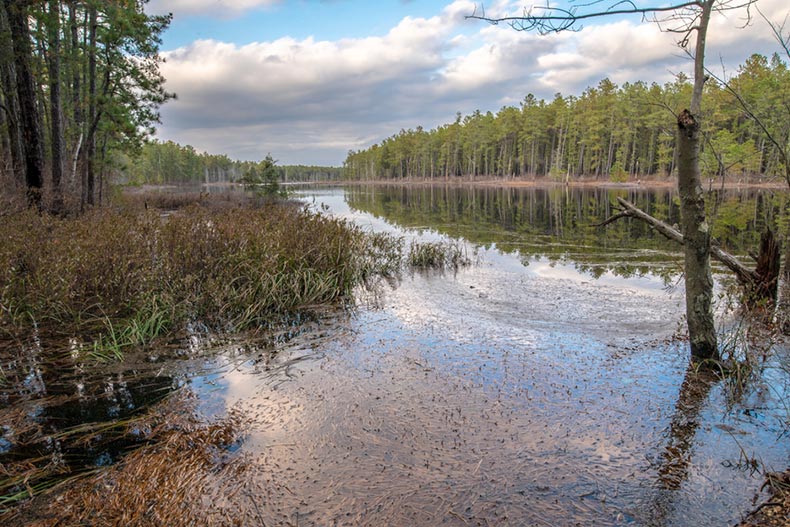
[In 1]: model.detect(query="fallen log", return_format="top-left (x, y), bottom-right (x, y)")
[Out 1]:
top-left (597, 197), bottom-right (778, 308)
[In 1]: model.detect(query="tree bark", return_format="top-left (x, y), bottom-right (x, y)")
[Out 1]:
top-left (47, 0), bottom-right (64, 213)
top-left (83, 3), bottom-right (96, 208)
top-left (749, 228), bottom-right (780, 311)
top-left (0, 3), bottom-right (24, 188)
top-left (677, 109), bottom-right (717, 360)
top-left (677, 0), bottom-right (717, 361)
top-left (6, 0), bottom-right (46, 210)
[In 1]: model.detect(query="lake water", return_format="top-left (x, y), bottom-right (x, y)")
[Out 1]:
top-left (3, 184), bottom-right (789, 526)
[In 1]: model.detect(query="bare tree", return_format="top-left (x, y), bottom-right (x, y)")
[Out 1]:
top-left (469, 0), bottom-right (757, 361)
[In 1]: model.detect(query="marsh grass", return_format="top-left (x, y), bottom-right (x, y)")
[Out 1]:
top-left (706, 314), bottom-right (781, 411)
top-left (1, 394), bottom-right (253, 526)
top-left (118, 189), bottom-right (255, 212)
top-left (0, 195), bottom-right (391, 355)
top-left (407, 239), bottom-right (471, 270)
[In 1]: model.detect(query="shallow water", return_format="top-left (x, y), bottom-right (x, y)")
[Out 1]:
top-left (3, 184), bottom-right (789, 526)
top-left (193, 185), bottom-right (788, 526)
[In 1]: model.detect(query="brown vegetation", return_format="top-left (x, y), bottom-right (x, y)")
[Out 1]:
top-left (2, 394), bottom-right (264, 527)
top-left (0, 193), bottom-right (387, 351)
top-left (738, 471), bottom-right (790, 527)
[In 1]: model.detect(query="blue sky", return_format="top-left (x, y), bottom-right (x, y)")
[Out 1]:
top-left (155, 1), bottom-right (452, 48)
top-left (145, 0), bottom-right (788, 166)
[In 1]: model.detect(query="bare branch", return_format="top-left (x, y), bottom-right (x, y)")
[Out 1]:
top-left (757, 6), bottom-right (790, 60)
top-left (467, 1), bottom-right (757, 42)
top-left (467, 1), bottom-right (703, 34)
top-left (597, 198), bottom-right (760, 285)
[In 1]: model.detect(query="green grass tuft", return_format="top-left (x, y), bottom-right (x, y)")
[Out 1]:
top-left (407, 240), bottom-right (471, 270)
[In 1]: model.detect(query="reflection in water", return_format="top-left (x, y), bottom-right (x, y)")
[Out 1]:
top-left (345, 184), bottom-right (783, 281)
top-left (658, 367), bottom-right (720, 490)
top-left (2, 184), bottom-right (789, 526)
top-left (0, 335), bottom-right (180, 491)
top-left (648, 366), bottom-right (720, 526)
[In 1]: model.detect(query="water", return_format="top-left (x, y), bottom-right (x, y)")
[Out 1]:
top-left (2, 184), bottom-right (789, 526)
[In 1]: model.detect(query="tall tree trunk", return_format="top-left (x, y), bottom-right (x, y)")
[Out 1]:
top-left (678, 0), bottom-right (717, 361)
top-left (84, 3), bottom-right (96, 207)
top-left (6, 0), bottom-right (46, 210)
top-left (48, 0), bottom-right (64, 213)
top-left (0, 3), bottom-right (24, 188)
top-left (67, 1), bottom-right (82, 190)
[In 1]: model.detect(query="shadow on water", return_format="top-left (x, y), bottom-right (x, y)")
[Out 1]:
top-left (647, 366), bottom-right (720, 525)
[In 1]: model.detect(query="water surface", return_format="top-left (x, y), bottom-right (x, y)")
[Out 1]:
top-left (3, 184), bottom-right (789, 526)
top-left (203, 185), bottom-right (789, 525)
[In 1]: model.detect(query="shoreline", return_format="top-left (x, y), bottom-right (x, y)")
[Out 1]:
top-left (289, 176), bottom-right (789, 191)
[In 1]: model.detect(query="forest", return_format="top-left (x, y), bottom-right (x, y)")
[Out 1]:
top-left (344, 53), bottom-right (790, 183)
top-left (121, 140), bottom-right (343, 185)
top-left (0, 0), bottom-right (341, 211)
top-left (0, 0), bottom-right (172, 213)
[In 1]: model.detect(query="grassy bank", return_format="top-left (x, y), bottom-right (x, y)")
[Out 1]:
top-left (0, 195), bottom-right (388, 354)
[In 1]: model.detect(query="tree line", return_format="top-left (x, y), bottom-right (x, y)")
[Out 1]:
top-left (121, 140), bottom-right (344, 185)
top-left (0, 0), bottom-right (171, 213)
top-left (344, 53), bottom-right (789, 183)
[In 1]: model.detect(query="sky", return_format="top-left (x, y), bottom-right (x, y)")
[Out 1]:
top-left (144, 0), bottom-right (790, 166)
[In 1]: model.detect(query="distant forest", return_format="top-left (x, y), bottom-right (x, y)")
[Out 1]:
top-left (344, 54), bottom-right (790, 183)
top-left (123, 140), bottom-right (343, 185)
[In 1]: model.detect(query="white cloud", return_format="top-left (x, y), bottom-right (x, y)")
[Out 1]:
top-left (154, 0), bottom-right (790, 165)
top-left (535, 21), bottom-right (679, 92)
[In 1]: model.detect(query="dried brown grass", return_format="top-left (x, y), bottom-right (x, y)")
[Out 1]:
top-left (0, 196), bottom-right (387, 348)
top-left (3, 396), bottom-right (265, 527)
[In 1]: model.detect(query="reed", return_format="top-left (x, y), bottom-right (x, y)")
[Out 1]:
top-left (407, 239), bottom-right (471, 270)
top-left (0, 394), bottom-right (247, 524)
top-left (0, 196), bottom-right (395, 356)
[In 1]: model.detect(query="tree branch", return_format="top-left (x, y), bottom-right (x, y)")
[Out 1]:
top-left (597, 197), bottom-right (759, 285)
top-left (468, 1), bottom-right (756, 37)
top-left (467, 1), bottom-right (703, 34)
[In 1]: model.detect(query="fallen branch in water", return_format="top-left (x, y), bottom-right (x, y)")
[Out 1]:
top-left (596, 197), bottom-right (779, 308)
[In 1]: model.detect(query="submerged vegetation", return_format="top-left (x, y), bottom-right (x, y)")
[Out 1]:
top-left (1, 390), bottom-right (251, 525)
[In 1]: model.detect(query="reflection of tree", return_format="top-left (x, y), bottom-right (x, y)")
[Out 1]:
top-left (0, 337), bottom-right (180, 500)
top-left (646, 365), bottom-right (719, 524)
top-left (658, 366), bottom-right (718, 489)
top-left (346, 184), bottom-right (779, 280)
